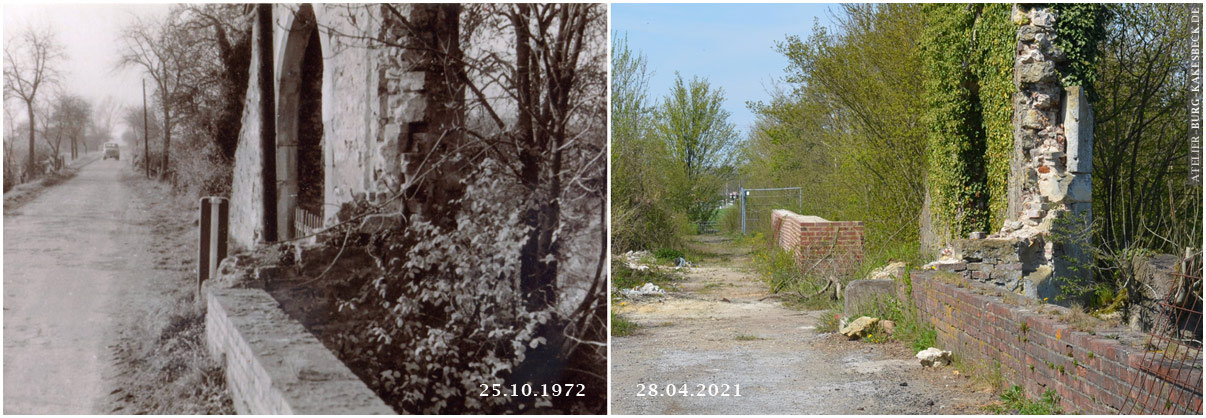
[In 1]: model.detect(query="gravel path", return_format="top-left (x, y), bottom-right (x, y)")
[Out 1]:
top-left (610, 236), bottom-right (994, 414)
top-left (3, 159), bottom-right (163, 413)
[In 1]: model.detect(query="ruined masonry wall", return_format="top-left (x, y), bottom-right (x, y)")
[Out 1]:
top-left (229, 12), bottom-right (269, 249)
top-left (943, 5), bottom-right (1094, 300)
top-left (771, 209), bottom-right (864, 276)
top-left (314, 5), bottom-right (379, 219)
top-left (906, 270), bottom-right (1200, 414)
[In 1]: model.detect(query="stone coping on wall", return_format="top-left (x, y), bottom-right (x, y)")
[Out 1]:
top-left (206, 286), bottom-right (395, 414)
top-left (905, 269), bottom-right (1201, 414)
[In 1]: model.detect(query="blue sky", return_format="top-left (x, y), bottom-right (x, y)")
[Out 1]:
top-left (612, 3), bottom-right (839, 136)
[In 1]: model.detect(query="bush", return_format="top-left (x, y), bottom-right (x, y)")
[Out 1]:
top-left (327, 160), bottom-right (604, 414)
top-left (653, 248), bottom-right (685, 263)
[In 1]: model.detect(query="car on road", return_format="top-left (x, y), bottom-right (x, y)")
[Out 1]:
top-left (103, 143), bottom-right (119, 160)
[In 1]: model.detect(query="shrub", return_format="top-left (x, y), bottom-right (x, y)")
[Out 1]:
top-left (327, 159), bottom-right (604, 414)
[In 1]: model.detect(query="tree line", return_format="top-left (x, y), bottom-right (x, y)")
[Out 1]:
top-left (613, 3), bottom-right (1200, 301)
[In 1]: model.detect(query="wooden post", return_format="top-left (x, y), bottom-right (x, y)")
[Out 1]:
top-left (143, 80), bottom-right (149, 178)
top-left (198, 197), bottom-right (229, 295)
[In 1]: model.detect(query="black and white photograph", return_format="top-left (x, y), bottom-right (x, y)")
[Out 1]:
top-left (4, 3), bottom-right (606, 414)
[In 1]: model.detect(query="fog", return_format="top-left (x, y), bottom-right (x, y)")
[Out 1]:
top-left (4, 3), bottom-right (171, 144)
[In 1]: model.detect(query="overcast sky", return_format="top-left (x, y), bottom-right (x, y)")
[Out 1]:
top-left (611, 3), bottom-right (837, 137)
top-left (4, 3), bottom-right (171, 140)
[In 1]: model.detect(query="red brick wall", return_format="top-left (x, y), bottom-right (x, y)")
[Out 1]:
top-left (907, 270), bottom-right (1202, 414)
top-left (770, 210), bottom-right (864, 276)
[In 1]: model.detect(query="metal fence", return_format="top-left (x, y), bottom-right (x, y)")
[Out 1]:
top-left (1119, 255), bottom-right (1203, 415)
top-left (739, 187), bottom-right (803, 235)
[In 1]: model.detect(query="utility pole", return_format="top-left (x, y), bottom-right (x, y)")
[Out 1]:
top-left (143, 79), bottom-right (150, 178)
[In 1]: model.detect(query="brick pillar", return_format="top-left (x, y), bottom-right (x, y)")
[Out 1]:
top-left (375, 4), bottom-right (466, 229)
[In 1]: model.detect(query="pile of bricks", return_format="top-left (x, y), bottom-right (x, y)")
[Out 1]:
top-left (770, 209), bottom-right (864, 276)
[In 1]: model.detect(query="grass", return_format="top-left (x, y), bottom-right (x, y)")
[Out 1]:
top-left (611, 260), bottom-right (679, 290)
top-left (611, 311), bottom-right (638, 337)
top-left (985, 385), bottom-right (1064, 415)
top-left (107, 173), bottom-right (233, 414)
top-left (734, 334), bottom-right (766, 341)
top-left (816, 305), bottom-right (845, 333)
top-left (854, 295), bottom-right (937, 352)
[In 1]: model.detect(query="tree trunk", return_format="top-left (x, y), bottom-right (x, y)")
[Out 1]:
top-left (26, 104), bottom-right (35, 179)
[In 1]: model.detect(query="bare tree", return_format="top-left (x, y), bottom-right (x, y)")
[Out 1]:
top-left (89, 96), bottom-right (120, 152)
top-left (4, 26), bottom-right (63, 180)
top-left (117, 16), bottom-right (188, 179)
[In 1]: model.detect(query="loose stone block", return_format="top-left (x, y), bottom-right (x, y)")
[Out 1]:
top-left (1018, 61), bottom-right (1056, 84)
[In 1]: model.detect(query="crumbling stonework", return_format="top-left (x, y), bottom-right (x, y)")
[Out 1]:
top-left (939, 5), bottom-right (1094, 303)
top-left (230, 4), bottom-right (461, 247)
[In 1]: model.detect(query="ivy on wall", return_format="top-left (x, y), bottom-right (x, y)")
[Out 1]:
top-left (1051, 4), bottom-right (1111, 98)
top-left (920, 4), bottom-right (1014, 238)
top-left (971, 3), bottom-right (1017, 231)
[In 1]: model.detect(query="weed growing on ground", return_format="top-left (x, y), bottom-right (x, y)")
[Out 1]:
top-left (734, 334), bottom-right (766, 341)
top-left (653, 248), bottom-right (685, 263)
top-left (985, 385), bottom-right (1063, 414)
top-left (612, 311), bottom-right (638, 337)
top-left (816, 305), bottom-right (845, 333)
top-left (856, 296), bottom-right (937, 352)
top-left (751, 245), bottom-right (841, 309)
top-left (611, 260), bottom-right (679, 290)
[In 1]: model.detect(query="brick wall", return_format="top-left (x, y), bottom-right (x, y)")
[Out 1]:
top-left (907, 270), bottom-right (1201, 414)
top-left (206, 287), bottom-right (394, 414)
top-left (770, 209), bottom-right (864, 276)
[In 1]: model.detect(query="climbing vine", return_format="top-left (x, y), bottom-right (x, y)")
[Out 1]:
top-left (972, 3), bottom-right (1017, 231)
top-left (1051, 4), bottom-right (1111, 98)
top-left (921, 4), bottom-right (1014, 239)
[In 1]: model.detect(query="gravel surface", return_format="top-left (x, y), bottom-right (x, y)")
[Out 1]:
top-left (611, 236), bottom-right (995, 414)
top-left (3, 159), bottom-right (170, 413)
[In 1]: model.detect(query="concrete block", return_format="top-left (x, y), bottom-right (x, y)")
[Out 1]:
top-left (1066, 174), bottom-right (1091, 203)
top-left (844, 279), bottom-right (898, 317)
top-left (1063, 86), bottom-right (1093, 174)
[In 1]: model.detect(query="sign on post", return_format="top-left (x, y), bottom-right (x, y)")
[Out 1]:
top-left (198, 196), bottom-right (229, 294)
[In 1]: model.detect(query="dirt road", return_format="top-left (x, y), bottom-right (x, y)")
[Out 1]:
top-left (611, 236), bottom-right (993, 414)
top-left (3, 159), bottom-right (167, 413)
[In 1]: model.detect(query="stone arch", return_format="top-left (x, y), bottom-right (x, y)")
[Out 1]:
top-left (276, 4), bottom-right (324, 240)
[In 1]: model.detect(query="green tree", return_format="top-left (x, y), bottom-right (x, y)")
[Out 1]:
top-left (747, 3), bottom-right (927, 257)
top-left (655, 73), bottom-right (739, 226)
top-left (610, 35), bottom-right (678, 251)
top-left (1092, 4), bottom-right (1199, 262)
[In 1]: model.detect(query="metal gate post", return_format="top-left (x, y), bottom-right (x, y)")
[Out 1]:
top-left (198, 197), bottom-right (229, 294)
top-left (739, 187), bottom-right (747, 235)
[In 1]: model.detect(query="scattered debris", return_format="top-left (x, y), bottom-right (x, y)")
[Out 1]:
top-left (840, 316), bottom-right (879, 340)
top-left (622, 250), bottom-right (653, 271)
top-left (866, 262), bottom-right (907, 281)
top-left (916, 347), bottom-right (952, 367)
top-left (879, 320), bottom-right (896, 337)
top-left (620, 282), bottom-right (666, 298)
top-left (674, 256), bottom-right (692, 269)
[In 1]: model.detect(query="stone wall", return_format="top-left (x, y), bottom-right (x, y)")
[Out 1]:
top-left (206, 286), bottom-right (394, 414)
top-left (771, 209), bottom-right (864, 277)
top-left (229, 7), bottom-right (272, 249)
top-left (906, 270), bottom-right (1200, 414)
